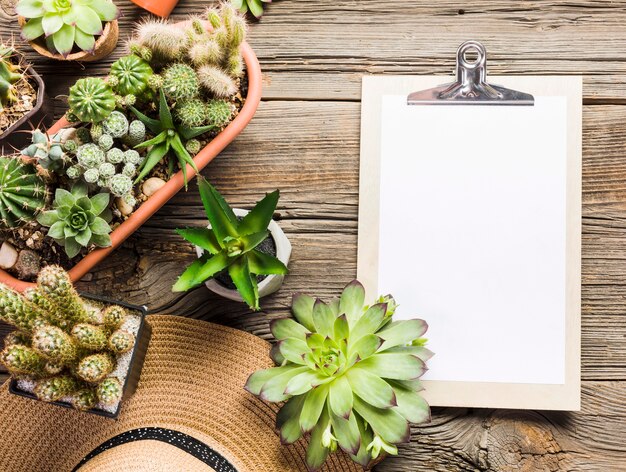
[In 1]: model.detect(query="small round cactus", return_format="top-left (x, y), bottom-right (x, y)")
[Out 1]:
top-left (63, 139), bottom-right (78, 153)
top-left (66, 165), bottom-right (82, 180)
top-left (185, 139), bottom-right (201, 155)
top-left (68, 78), bottom-right (116, 123)
top-left (108, 174), bottom-right (133, 198)
top-left (97, 377), bottom-right (123, 406)
top-left (108, 329), bottom-right (135, 354)
top-left (147, 74), bottom-right (163, 91)
top-left (162, 63), bottom-right (200, 101)
top-left (205, 99), bottom-right (234, 127)
top-left (0, 344), bottom-right (44, 376)
top-left (44, 360), bottom-right (64, 376)
top-left (70, 388), bottom-right (97, 411)
top-left (32, 325), bottom-right (78, 362)
top-left (71, 323), bottom-right (108, 351)
top-left (123, 193), bottom-right (137, 208)
top-left (109, 54), bottom-right (154, 96)
top-left (77, 353), bottom-right (115, 383)
top-left (126, 120), bottom-right (146, 146)
top-left (123, 149), bottom-right (142, 166)
top-left (102, 111), bottom-right (129, 138)
top-left (4, 331), bottom-right (31, 347)
top-left (98, 162), bottom-right (116, 179)
top-left (175, 98), bottom-right (208, 127)
top-left (83, 168), bottom-right (100, 184)
top-left (76, 143), bottom-right (106, 169)
top-left (34, 375), bottom-right (79, 402)
top-left (98, 134), bottom-right (114, 151)
top-left (0, 156), bottom-right (47, 229)
top-left (103, 305), bottom-right (127, 329)
top-left (197, 65), bottom-right (237, 98)
top-left (106, 147), bottom-right (125, 164)
top-left (122, 163), bottom-right (136, 177)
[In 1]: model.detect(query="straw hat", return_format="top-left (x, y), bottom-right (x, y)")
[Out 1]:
top-left (0, 315), bottom-right (361, 472)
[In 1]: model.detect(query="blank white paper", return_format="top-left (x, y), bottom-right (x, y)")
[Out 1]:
top-left (378, 95), bottom-right (567, 385)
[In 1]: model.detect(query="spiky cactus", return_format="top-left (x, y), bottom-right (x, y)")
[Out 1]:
top-left (103, 305), bottom-right (127, 329)
top-left (34, 375), bottom-right (80, 402)
top-left (0, 284), bottom-right (47, 331)
top-left (162, 63), bottom-right (200, 101)
top-left (109, 54), bottom-right (154, 97)
top-left (0, 156), bottom-right (47, 229)
top-left (70, 388), bottom-right (97, 411)
top-left (97, 377), bottom-right (122, 405)
top-left (32, 325), bottom-right (79, 362)
top-left (132, 19), bottom-right (187, 62)
top-left (108, 330), bottom-right (134, 354)
top-left (68, 78), bottom-right (116, 123)
top-left (77, 353), bottom-right (114, 383)
top-left (0, 344), bottom-right (45, 376)
top-left (102, 111), bottom-right (129, 138)
top-left (36, 265), bottom-right (89, 324)
top-left (175, 98), bottom-right (208, 127)
top-left (197, 65), bottom-right (237, 98)
top-left (72, 323), bottom-right (109, 351)
top-left (205, 99), bottom-right (234, 127)
top-left (4, 330), bottom-right (31, 347)
top-left (0, 45), bottom-right (21, 111)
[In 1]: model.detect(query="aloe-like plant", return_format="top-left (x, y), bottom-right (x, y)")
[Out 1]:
top-left (17, 0), bottom-right (118, 57)
top-left (130, 89), bottom-right (215, 186)
top-left (245, 281), bottom-right (432, 471)
top-left (173, 177), bottom-right (288, 310)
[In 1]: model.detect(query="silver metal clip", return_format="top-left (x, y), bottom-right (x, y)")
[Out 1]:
top-left (407, 41), bottom-right (534, 106)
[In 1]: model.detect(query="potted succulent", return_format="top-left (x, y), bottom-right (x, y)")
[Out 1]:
top-left (16, 0), bottom-right (119, 61)
top-left (0, 42), bottom-right (51, 151)
top-left (0, 4), bottom-right (262, 292)
top-left (173, 177), bottom-right (290, 310)
top-left (246, 281), bottom-right (432, 471)
top-left (0, 265), bottom-right (151, 418)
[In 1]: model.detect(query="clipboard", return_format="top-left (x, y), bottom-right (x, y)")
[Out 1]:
top-left (357, 41), bottom-right (581, 411)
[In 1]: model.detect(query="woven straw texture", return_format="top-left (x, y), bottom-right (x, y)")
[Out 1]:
top-left (0, 315), bottom-right (361, 472)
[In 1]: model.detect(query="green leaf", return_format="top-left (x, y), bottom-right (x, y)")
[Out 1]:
top-left (74, 227), bottom-right (92, 246)
top-left (21, 17), bottom-right (44, 40)
top-left (90, 193), bottom-right (109, 216)
top-left (64, 237), bottom-right (81, 258)
top-left (259, 365), bottom-right (309, 402)
top-left (349, 334), bottom-right (382, 361)
top-left (158, 88), bottom-right (174, 129)
top-left (247, 250), bottom-right (288, 275)
top-left (41, 12), bottom-right (63, 36)
top-left (377, 320), bottom-right (429, 352)
top-left (349, 414), bottom-right (374, 467)
top-left (306, 411), bottom-right (330, 472)
top-left (228, 257), bottom-right (259, 310)
top-left (357, 353), bottom-right (426, 380)
top-left (134, 130), bottom-right (168, 149)
top-left (54, 188), bottom-right (75, 208)
top-left (74, 5), bottom-right (103, 35)
top-left (276, 395), bottom-right (305, 444)
top-left (328, 375), bottom-right (353, 419)
top-left (179, 124), bottom-right (216, 141)
top-left (170, 133), bottom-right (199, 177)
top-left (292, 293), bottom-right (316, 332)
top-left (385, 345), bottom-right (434, 362)
top-left (176, 228), bottom-right (221, 254)
top-left (340, 280), bottom-right (366, 327)
top-left (248, 0), bottom-right (264, 18)
top-left (129, 106), bottom-right (162, 134)
top-left (90, 233), bottom-right (111, 247)
top-left (350, 303), bottom-right (387, 344)
top-left (90, 0), bottom-right (118, 21)
top-left (331, 411), bottom-right (360, 455)
top-left (333, 314), bottom-right (349, 341)
top-left (240, 231), bottom-right (268, 252)
top-left (74, 28), bottom-right (95, 53)
top-left (36, 210), bottom-right (59, 227)
top-left (72, 181), bottom-right (88, 198)
top-left (300, 384), bottom-right (329, 433)
top-left (197, 177), bottom-right (238, 243)
top-left (270, 343), bottom-right (285, 365)
top-left (52, 24), bottom-right (75, 57)
top-left (47, 220), bottom-right (65, 239)
top-left (346, 368), bottom-right (396, 409)
top-left (134, 142), bottom-right (169, 184)
top-left (388, 381), bottom-right (430, 424)
top-left (278, 338), bottom-right (311, 365)
top-left (172, 257), bottom-right (205, 292)
top-left (285, 370), bottom-right (332, 396)
top-left (270, 318), bottom-right (309, 341)
top-left (312, 299), bottom-right (335, 338)
top-left (15, 0), bottom-right (44, 18)
top-left (192, 251), bottom-right (230, 286)
top-left (237, 190), bottom-right (279, 235)
top-left (352, 395), bottom-right (410, 444)
top-left (244, 365), bottom-right (296, 395)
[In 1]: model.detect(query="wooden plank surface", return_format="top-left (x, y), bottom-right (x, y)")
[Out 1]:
top-left (1, 0), bottom-right (626, 470)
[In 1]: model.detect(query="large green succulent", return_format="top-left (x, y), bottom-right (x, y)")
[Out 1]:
top-left (173, 177), bottom-right (288, 310)
top-left (36, 182), bottom-right (112, 258)
top-left (17, 0), bottom-right (118, 56)
top-left (245, 281), bottom-right (431, 471)
top-left (130, 89), bottom-right (215, 187)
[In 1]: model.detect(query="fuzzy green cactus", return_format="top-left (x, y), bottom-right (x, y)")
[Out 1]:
top-left (72, 323), bottom-right (109, 351)
top-left (34, 375), bottom-right (80, 402)
top-left (32, 325), bottom-right (79, 362)
top-left (108, 174), bottom-right (133, 198)
top-left (185, 139), bottom-right (201, 155)
top-left (188, 39), bottom-right (222, 68)
top-left (97, 377), bottom-right (122, 405)
top-left (24, 287), bottom-right (72, 329)
top-left (68, 78), bottom-right (116, 123)
top-left (36, 265), bottom-right (89, 324)
top-left (70, 388), bottom-right (97, 411)
top-left (175, 98), bottom-right (208, 128)
top-left (0, 344), bottom-right (45, 376)
top-left (103, 305), bottom-right (127, 329)
top-left (98, 134), bottom-right (114, 151)
top-left (197, 65), bottom-right (237, 98)
top-left (0, 156), bottom-right (47, 229)
top-left (77, 353), bottom-right (114, 383)
top-left (109, 54), bottom-right (154, 97)
top-left (132, 19), bottom-right (187, 62)
top-left (108, 329), bottom-right (135, 354)
top-left (4, 330), bottom-right (31, 347)
top-left (36, 183), bottom-right (113, 258)
top-left (205, 99), bottom-right (234, 127)
top-left (102, 111), bottom-right (129, 138)
top-left (162, 63), bottom-right (200, 101)
top-left (0, 284), bottom-right (46, 331)
top-left (0, 45), bottom-right (21, 110)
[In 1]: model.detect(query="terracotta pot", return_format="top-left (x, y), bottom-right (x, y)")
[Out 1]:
top-left (130, 0), bottom-right (178, 18)
top-left (0, 63), bottom-right (52, 153)
top-left (17, 17), bottom-right (119, 62)
top-left (0, 34), bottom-right (263, 291)
top-left (195, 209), bottom-right (292, 303)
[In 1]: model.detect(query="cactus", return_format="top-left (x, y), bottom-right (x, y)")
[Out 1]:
top-left (102, 111), bottom-right (129, 138)
top-left (36, 266), bottom-right (88, 325)
top-left (126, 120), bottom-right (146, 146)
top-left (76, 143), bottom-right (106, 169)
top-left (175, 98), bottom-right (208, 127)
top-left (109, 54), bottom-right (154, 97)
top-left (77, 353), bottom-right (114, 383)
top-left (122, 163), bottom-right (136, 177)
top-left (0, 45), bottom-right (21, 110)
top-left (98, 134), bottom-right (114, 151)
top-left (0, 344), bottom-right (45, 376)
top-left (90, 123), bottom-right (104, 142)
top-left (32, 325), bottom-right (79, 362)
top-left (205, 99), bottom-right (234, 127)
top-left (108, 329), bottom-right (135, 354)
top-left (103, 305), bottom-right (127, 329)
top-left (24, 287), bottom-right (72, 329)
top-left (188, 40), bottom-right (222, 67)
top-left (4, 330), bottom-right (31, 347)
top-left (106, 148), bottom-right (124, 165)
top-left (123, 150), bottom-right (142, 166)
top-left (108, 174), bottom-right (133, 198)
top-left (133, 19), bottom-right (187, 62)
top-left (197, 65), bottom-right (237, 98)
top-left (162, 63), bottom-right (200, 101)
top-left (0, 284), bottom-right (47, 331)
top-left (72, 323), bottom-right (109, 351)
top-left (83, 168), bottom-right (99, 183)
top-left (97, 377), bottom-right (122, 405)
top-left (0, 156), bottom-right (47, 229)
top-left (21, 130), bottom-right (68, 172)
top-left (70, 388), bottom-right (97, 411)
top-left (34, 375), bottom-right (80, 402)
top-left (185, 139), bottom-right (201, 155)
top-left (68, 78), bottom-right (116, 123)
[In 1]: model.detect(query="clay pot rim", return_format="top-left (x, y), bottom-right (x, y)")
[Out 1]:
top-left (17, 17), bottom-right (118, 62)
top-left (0, 26), bottom-right (263, 292)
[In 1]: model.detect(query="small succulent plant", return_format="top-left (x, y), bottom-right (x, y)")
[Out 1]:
top-left (173, 178), bottom-right (287, 310)
top-left (17, 0), bottom-right (119, 57)
top-left (0, 156), bottom-right (47, 229)
top-left (232, 0), bottom-right (270, 19)
top-left (36, 182), bottom-right (112, 258)
top-left (246, 281), bottom-right (432, 471)
top-left (21, 130), bottom-right (71, 172)
top-left (68, 78), bottom-right (116, 123)
top-left (0, 265), bottom-right (136, 411)
top-left (0, 45), bottom-right (21, 110)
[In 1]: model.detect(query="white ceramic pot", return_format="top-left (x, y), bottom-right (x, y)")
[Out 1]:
top-left (195, 208), bottom-right (292, 303)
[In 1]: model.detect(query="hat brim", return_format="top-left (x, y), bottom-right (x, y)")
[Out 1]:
top-left (0, 315), bottom-right (361, 472)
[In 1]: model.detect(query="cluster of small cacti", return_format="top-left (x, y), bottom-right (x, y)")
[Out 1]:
top-left (0, 266), bottom-right (135, 410)
top-left (0, 156), bottom-right (47, 229)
